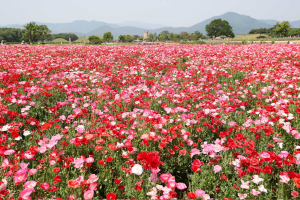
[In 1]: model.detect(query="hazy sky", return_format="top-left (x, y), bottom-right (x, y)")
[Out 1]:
top-left (1, 0), bottom-right (299, 27)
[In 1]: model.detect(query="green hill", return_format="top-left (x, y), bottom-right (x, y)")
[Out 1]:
top-left (51, 38), bottom-right (68, 43)
top-left (74, 37), bottom-right (89, 43)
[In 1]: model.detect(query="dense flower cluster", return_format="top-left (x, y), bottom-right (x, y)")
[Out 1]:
top-left (0, 44), bottom-right (300, 199)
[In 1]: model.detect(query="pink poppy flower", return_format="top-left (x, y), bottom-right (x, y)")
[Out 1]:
top-left (213, 165), bottom-right (222, 173)
top-left (20, 188), bottom-right (34, 199)
top-left (195, 189), bottom-right (205, 197)
top-left (160, 173), bottom-right (172, 183)
top-left (84, 190), bottom-right (94, 200)
top-left (176, 182), bottom-right (187, 190)
top-left (14, 172), bottom-right (28, 185)
top-left (24, 181), bottom-right (37, 189)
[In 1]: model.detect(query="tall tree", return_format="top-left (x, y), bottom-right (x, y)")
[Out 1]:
top-left (23, 22), bottom-right (39, 44)
top-left (168, 33), bottom-right (174, 41)
top-left (88, 35), bottom-right (102, 44)
top-left (38, 25), bottom-right (52, 43)
top-left (148, 33), bottom-right (156, 42)
top-left (193, 31), bottom-right (204, 40)
top-left (205, 19), bottom-right (235, 38)
top-left (125, 35), bottom-right (134, 42)
top-left (179, 32), bottom-right (189, 40)
top-left (103, 32), bottom-right (113, 42)
top-left (273, 21), bottom-right (291, 37)
top-left (160, 30), bottom-right (170, 40)
top-left (118, 35), bottom-right (125, 42)
top-left (158, 35), bottom-right (166, 41)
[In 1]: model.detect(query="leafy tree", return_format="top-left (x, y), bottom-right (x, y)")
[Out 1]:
top-left (158, 35), bottom-right (166, 41)
top-left (133, 35), bottom-right (140, 40)
top-left (273, 21), bottom-right (291, 37)
top-left (125, 35), bottom-right (134, 42)
top-left (205, 19), bottom-right (235, 38)
top-left (23, 22), bottom-right (39, 44)
top-left (118, 35), bottom-right (125, 42)
top-left (37, 25), bottom-right (52, 43)
top-left (139, 36), bottom-right (143, 41)
top-left (103, 32), bottom-right (113, 42)
top-left (88, 35), bottom-right (102, 44)
top-left (179, 32), bottom-right (189, 40)
top-left (148, 33), bottom-right (156, 42)
top-left (193, 31), bottom-right (204, 40)
top-left (0, 28), bottom-right (24, 42)
top-left (288, 28), bottom-right (300, 36)
top-left (168, 33), bottom-right (174, 41)
top-left (188, 33), bottom-right (198, 41)
top-left (160, 30), bottom-right (170, 40)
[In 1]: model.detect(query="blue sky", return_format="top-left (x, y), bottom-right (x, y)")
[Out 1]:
top-left (1, 0), bottom-right (299, 26)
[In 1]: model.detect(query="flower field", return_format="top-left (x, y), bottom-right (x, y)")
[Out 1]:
top-left (1, 44), bottom-right (300, 199)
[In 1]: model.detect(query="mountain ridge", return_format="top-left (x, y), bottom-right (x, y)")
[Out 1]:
top-left (1, 12), bottom-right (300, 37)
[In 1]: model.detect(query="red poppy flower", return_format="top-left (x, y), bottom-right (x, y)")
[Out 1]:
top-left (294, 178), bottom-right (300, 188)
top-left (106, 157), bottom-right (113, 162)
top-left (106, 192), bottom-right (117, 200)
top-left (52, 168), bottom-right (60, 173)
top-left (188, 192), bottom-right (197, 199)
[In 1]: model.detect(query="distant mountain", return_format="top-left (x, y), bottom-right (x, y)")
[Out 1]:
top-left (86, 12), bottom-right (273, 37)
top-left (185, 12), bottom-right (273, 34)
top-left (117, 21), bottom-right (169, 29)
top-left (0, 20), bottom-right (118, 36)
top-left (35, 20), bottom-right (118, 35)
top-left (87, 25), bottom-right (145, 38)
top-left (1, 12), bottom-right (299, 38)
top-left (258, 19), bottom-right (280, 25)
top-left (291, 20), bottom-right (300, 28)
top-left (0, 24), bottom-right (24, 29)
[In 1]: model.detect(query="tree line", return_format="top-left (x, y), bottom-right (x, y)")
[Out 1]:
top-left (249, 21), bottom-right (300, 37)
top-left (2, 18), bottom-right (238, 44)
top-left (0, 22), bottom-right (78, 43)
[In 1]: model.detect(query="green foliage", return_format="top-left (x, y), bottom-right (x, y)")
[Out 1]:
top-left (193, 31), bottom-right (204, 40)
top-left (271, 40), bottom-right (275, 44)
top-left (158, 35), bottom-right (166, 41)
top-left (23, 22), bottom-right (39, 44)
top-left (148, 33), bottom-right (156, 42)
top-left (118, 35), bottom-right (125, 42)
top-left (179, 32), bottom-right (189, 40)
top-left (249, 28), bottom-right (273, 35)
top-left (49, 33), bottom-right (78, 42)
top-left (273, 21), bottom-right (291, 37)
top-left (0, 28), bottom-right (24, 42)
top-left (103, 32), bottom-right (113, 42)
top-left (288, 28), bottom-right (300, 36)
top-left (88, 35), bottom-right (102, 44)
top-left (132, 35), bottom-right (140, 40)
top-left (37, 25), bottom-right (52, 43)
top-left (124, 35), bottom-right (134, 42)
top-left (160, 30), bottom-right (170, 40)
top-left (205, 19), bottom-right (235, 38)
top-left (242, 39), bottom-right (248, 44)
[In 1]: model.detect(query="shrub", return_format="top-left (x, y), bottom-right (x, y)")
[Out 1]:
top-left (88, 35), bottom-right (102, 44)
top-left (242, 39), bottom-right (248, 44)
